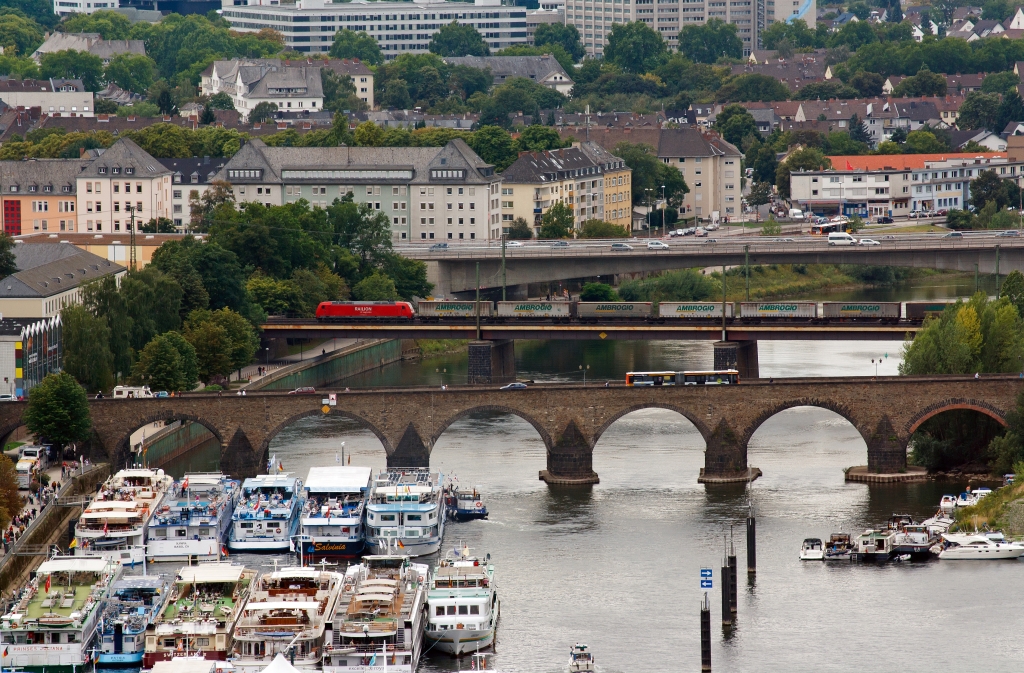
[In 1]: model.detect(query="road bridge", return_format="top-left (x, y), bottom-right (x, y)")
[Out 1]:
top-left (399, 235), bottom-right (1024, 295)
top-left (0, 376), bottom-right (1015, 484)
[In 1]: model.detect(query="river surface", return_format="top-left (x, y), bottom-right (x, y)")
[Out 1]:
top-left (161, 274), bottom-right (1022, 673)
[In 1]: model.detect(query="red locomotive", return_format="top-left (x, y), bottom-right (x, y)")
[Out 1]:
top-left (315, 301), bottom-right (416, 320)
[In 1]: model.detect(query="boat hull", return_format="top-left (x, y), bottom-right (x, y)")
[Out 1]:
top-left (226, 536), bottom-right (293, 552)
top-left (366, 537), bottom-right (441, 556)
top-left (424, 628), bottom-right (495, 656)
top-left (98, 651), bottom-right (145, 666)
top-left (76, 545), bottom-right (145, 565)
top-left (851, 551), bottom-right (893, 562)
top-left (450, 509), bottom-right (488, 522)
top-left (939, 547), bottom-right (1024, 560)
top-left (142, 650), bottom-right (227, 668)
top-left (301, 538), bottom-right (366, 557)
top-left (147, 538), bottom-right (225, 562)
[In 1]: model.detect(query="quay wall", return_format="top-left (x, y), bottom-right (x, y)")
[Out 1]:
top-left (144, 421), bottom-right (219, 471)
top-left (250, 339), bottom-right (407, 391)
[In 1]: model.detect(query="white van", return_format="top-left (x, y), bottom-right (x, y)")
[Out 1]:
top-left (112, 386), bottom-right (154, 399)
top-left (828, 232), bottom-right (857, 246)
top-left (20, 445), bottom-right (49, 471)
top-left (789, 208), bottom-right (805, 220)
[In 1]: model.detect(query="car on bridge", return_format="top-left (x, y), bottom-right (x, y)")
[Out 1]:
top-left (858, 238), bottom-right (881, 246)
top-left (647, 240), bottom-right (670, 250)
top-left (506, 241), bottom-right (524, 247)
top-left (942, 231), bottom-right (964, 239)
top-left (500, 382), bottom-right (528, 390)
top-left (611, 243), bottom-right (634, 251)
top-left (551, 240), bottom-right (570, 248)
top-left (288, 387), bottom-right (317, 395)
top-left (429, 243), bottom-right (450, 251)
top-left (996, 230), bottom-right (1020, 237)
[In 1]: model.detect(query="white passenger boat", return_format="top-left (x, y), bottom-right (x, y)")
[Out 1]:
top-left (231, 567), bottom-right (345, 673)
top-left (297, 466), bottom-right (371, 558)
top-left (97, 576), bottom-right (169, 666)
top-left (852, 529), bottom-right (896, 562)
top-left (569, 643), bottom-right (595, 672)
top-left (799, 538), bottom-right (824, 561)
top-left (227, 474), bottom-right (303, 552)
top-left (365, 469), bottom-right (447, 557)
top-left (424, 547), bottom-right (499, 656)
top-left (938, 534), bottom-right (1024, 560)
top-left (148, 474), bottom-right (240, 562)
top-left (74, 468), bottom-right (174, 565)
top-left (0, 555), bottom-right (120, 672)
top-left (143, 563), bottom-right (256, 667)
top-left (321, 553), bottom-right (429, 673)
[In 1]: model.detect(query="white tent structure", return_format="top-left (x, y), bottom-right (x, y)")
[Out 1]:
top-left (261, 654), bottom-right (302, 673)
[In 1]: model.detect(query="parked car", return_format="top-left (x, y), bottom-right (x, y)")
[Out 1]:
top-left (942, 231), bottom-right (964, 239)
top-left (647, 240), bottom-right (670, 250)
top-left (429, 243), bottom-right (449, 251)
top-left (908, 211), bottom-right (923, 219)
top-left (0, 394), bottom-right (13, 402)
top-left (936, 209), bottom-right (948, 216)
top-left (694, 227), bottom-right (708, 237)
top-left (876, 216), bottom-right (893, 224)
top-left (611, 243), bottom-right (634, 251)
top-left (288, 386), bottom-right (317, 395)
top-left (500, 382), bottom-right (528, 390)
top-left (996, 230), bottom-right (1020, 237)
top-left (154, 391), bottom-right (170, 398)
top-left (858, 238), bottom-right (881, 246)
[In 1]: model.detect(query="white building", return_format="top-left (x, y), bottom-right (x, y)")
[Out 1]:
top-left (200, 60), bottom-right (324, 121)
top-left (75, 138), bottom-right (173, 233)
top-left (0, 78), bottom-right (93, 118)
top-left (220, 0), bottom-right (531, 58)
top-left (53, 0), bottom-right (119, 17)
top-left (157, 157), bottom-right (229, 231)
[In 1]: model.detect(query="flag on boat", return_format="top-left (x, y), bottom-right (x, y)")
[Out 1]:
top-left (44, 574), bottom-right (50, 593)
top-left (397, 540), bottom-right (405, 549)
top-left (69, 538), bottom-right (77, 549)
top-left (368, 655), bottom-right (376, 666)
top-left (221, 545), bottom-right (229, 557)
top-left (3, 646), bottom-right (8, 657)
top-left (453, 547), bottom-right (461, 557)
top-left (181, 477), bottom-right (189, 490)
top-left (103, 521), bottom-right (108, 534)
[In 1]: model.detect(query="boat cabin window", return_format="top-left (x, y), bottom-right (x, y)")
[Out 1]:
top-left (447, 606), bottom-right (456, 615)
top-left (406, 514), bottom-right (421, 521)
top-left (470, 605), bottom-right (480, 614)
top-left (459, 605), bottom-right (468, 615)
top-left (435, 606), bottom-right (444, 615)
top-left (380, 514), bottom-right (396, 522)
top-left (241, 522), bottom-right (253, 529)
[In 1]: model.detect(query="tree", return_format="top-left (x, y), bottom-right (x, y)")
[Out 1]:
top-left (353, 121), bottom-right (385, 147)
top-left (716, 73), bottom-right (790, 103)
top-left (794, 80), bottom-right (859, 100)
top-left (996, 91), bottom-right (1024, 135)
top-left (970, 169), bottom-right (1021, 211)
top-left (579, 219), bottom-right (629, 238)
top-left (208, 92), bottom-right (235, 110)
top-left (60, 304), bottom-right (114, 392)
top-left (603, 21), bottom-right (667, 74)
top-left (715, 104), bottom-right (758, 146)
top-left (614, 141), bottom-right (687, 206)
top-left (750, 143), bottom-right (778, 184)
top-left (848, 114), bottom-right (871, 144)
top-left (746, 181), bottom-right (773, 217)
top-left (183, 320), bottom-right (231, 384)
top-left (246, 273), bottom-right (303, 316)
top-left (981, 70), bottom-right (1020, 96)
top-left (516, 125), bottom-right (567, 152)
top-left (0, 233), bottom-right (17, 279)
top-left (249, 101), bottom-right (278, 123)
top-left (353, 271), bottom-right (399, 300)
top-left (957, 91), bottom-right (1001, 131)
top-left (62, 10), bottom-right (131, 39)
top-left (760, 217), bottom-right (781, 236)
top-left (1002, 270), bottom-right (1024, 317)
top-left (162, 331), bottom-right (199, 391)
top-left (0, 12), bottom-right (44, 57)
top-left (892, 68), bottom-right (948, 97)
top-left (328, 29), bottom-right (384, 65)
top-left (539, 201), bottom-right (575, 238)
top-left (677, 18), bottom-right (743, 65)
top-left (428, 21), bottom-right (490, 57)
top-left (849, 70), bottom-right (884, 97)
top-left (904, 130), bottom-right (947, 153)
top-left (379, 254), bottom-right (431, 300)
top-left (200, 103), bottom-right (216, 125)
top-left (507, 217), bottom-right (533, 239)
top-left (103, 53), bottom-right (157, 94)
top-left (468, 126), bottom-right (518, 171)
top-left (132, 334), bottom-right (184, 392)
top-left (24, 372), bottom-right (91, 451)
top-left (40, 49), bottom-right (103, 91)
top-left (534, 23), bottom-right (585, 62)
top-left (776, 147), bottom-right (830, 198)
top-left (580, 282), bottom-right (617, 301)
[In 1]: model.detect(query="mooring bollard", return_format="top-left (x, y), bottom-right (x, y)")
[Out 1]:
top-left (701, 593), bottom-right (712, 671)
top-left (721, 557), bottom-right (732, 627)
top-left (747, 510), bottom-right (756, 574)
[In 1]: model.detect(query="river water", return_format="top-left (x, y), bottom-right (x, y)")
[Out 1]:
top-left (162, 273), bottom-right (1023, 673)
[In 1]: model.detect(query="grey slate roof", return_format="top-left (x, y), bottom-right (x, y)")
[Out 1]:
top-left (158, 157), bottom-right (227, 186)
top-left (206, 60), bottom-right (324, 100)
top-left (31, 33), bottom-right (145, 62)
top-left (0, 244), bottom-right (123, 299)
top-left (500, 146), bottom-right (603, 184)
top-left (0, 159), bottom-right (91, 195)
top-left (77, 138), bottom-right (170, 179)
top-left (442, 55), bottom-right (573, 88)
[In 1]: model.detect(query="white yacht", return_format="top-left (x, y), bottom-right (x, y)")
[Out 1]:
top-left (799, 538), bottom-right (824, 561)
top-left (297, 466), bottom-right (371, 558)
top-left (939, 495), bottom-right (956, 514)
top-left (424, 547), bottom-right (499, 656)
top-left (227, 474), bottom-right (303, 552)
top-left (147, 474), bottom-right (240, 562)
top-left (73, 468), bottom-right (174, 565)
top-left (321, 553), bottom-right (429, 673)
top-left (365, 469), bottom-right (447, 557)
top-left (938, 534), bottom-right (1024, 559)
top-left (231, 567), bottom-right (345, 673)
top-left (569, 643), bottom-right (595, 672)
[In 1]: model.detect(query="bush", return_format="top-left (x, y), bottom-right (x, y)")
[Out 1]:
top-left (202, 384), bottom-right (223, 392)
top-left (579, 282), bottom-right (617, 301)
top-left (760, 218), bottom-right (781, 236)
top-left (618, 268), bottom-right (718, 303)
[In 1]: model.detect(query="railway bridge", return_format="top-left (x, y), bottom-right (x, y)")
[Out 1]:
top-left (0, 376), bottom-right (1016, 483)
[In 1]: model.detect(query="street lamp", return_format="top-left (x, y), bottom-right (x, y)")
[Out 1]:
top-left (871, 358), bottom-right (879, 378)
top-left (645, 189), bottom-right (653, 237)
top-left (579, 364), bottom-right (590, 387)
top-left (660, 184), bottom-right (666, 237)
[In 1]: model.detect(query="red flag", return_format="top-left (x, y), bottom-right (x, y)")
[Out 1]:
top-left (846, 160), bottom-right (854, 171)
top-left (44, 574), bottom-right (50, 593)
top-left (103, 521), bottom-right (108, 535)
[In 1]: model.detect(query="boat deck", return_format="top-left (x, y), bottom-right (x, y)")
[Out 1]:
top-left (162, 592), bottom-right (236, 622)
top-left (24, 581), bottom-right (96, 620)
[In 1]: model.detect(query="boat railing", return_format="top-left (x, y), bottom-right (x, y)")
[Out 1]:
top-left (328, 642), bottom-right (401, 655)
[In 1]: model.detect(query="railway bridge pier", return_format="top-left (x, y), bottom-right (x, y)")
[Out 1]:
top-left (0, 377), bottom-right (1014, 484)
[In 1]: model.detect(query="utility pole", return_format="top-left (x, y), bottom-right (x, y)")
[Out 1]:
top-left (661, 184), bottom-right (666, 237)
top-left (745, 245), bottom-right (750, 301)
top-left (721, 264), bottom-right (727, 342)
top-left (501, 234), bottom-right (506, 301)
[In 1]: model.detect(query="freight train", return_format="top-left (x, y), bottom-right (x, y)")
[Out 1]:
top-left (314, 300), bottom-right (959, 322)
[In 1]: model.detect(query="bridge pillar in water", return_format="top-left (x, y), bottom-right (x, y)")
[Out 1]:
top-left (713, 341), bottom-right (760, 380)
top-left (699, 420), bottom-right (761, 483)
top-left (387, 424), bottom-right (431, 468)
top-left (467, 340), bottom-right (516, 384)
top-left (866, 415), bottom-right (908, 474)
top-left (540, 420), bottom-right (599, 485)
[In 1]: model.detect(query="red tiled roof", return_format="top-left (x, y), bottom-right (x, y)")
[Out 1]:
top-left (827, 153), bottom-right (1007, 171)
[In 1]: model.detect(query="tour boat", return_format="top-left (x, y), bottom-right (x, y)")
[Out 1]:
top-left (0, 555), bottom-right (120, 672)
top-left (227, 474), bottom-right (304, 552)
top-left (143, 563), bottom-right (256, 667)
top-left (569, 643), bottom-right (595, 672)
top-left (74, 468), bottom-right (174, 565)
top-left (148, 474), bottom-right (240, 562)
top-left (230, 567), bottom-right (345, 673)
top-left (321, 552), bottom-right (430, 673)
top-left (424, 546), bottom-right (499, 656)
top-left (939, 495), bottom-right (957, 514)
top-left (297, 466), bottom-right (371, 558)
top-left (97, 576), bottom-right (169, 665)
top-left (799, 538), bottom-right (824, 561)
top-left (823, 533), bottom-right (854, 561)
top-left (851, 529), bottom-right (896, 562)
top-left (938, 534), bottom-right (1024, 560)
top-left (365, 469), bottom-right (447, 557)
top-left (446, 486), bottom-right (489, 522)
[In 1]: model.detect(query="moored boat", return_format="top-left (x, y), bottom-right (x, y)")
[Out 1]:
top-left (424, 546), bottom-right (499, 656)
top-left (98, 576), bottom-right (169, 666)
top-left (298, 466), bottom-right (371, 558)
top-left (892, 525), bottom-right (936, 561)
top-left (148, 474), bottom-right (239, 563)
top-left (0, 555), bottom-right (120, 672)
top-left (799, 538), bottom-right (824, 561)
top-left (365, 469), bottom-right (447, 557)
top-left (955, 492), bottom-right (976, 508)
top-left (143, 563), bottom-right (256, 667)
top-left (321, 553), bottom-right (429, 673)
top-left (227, 474), bottom-right (303, 552)
top-left (231, 567), bottom-right (345, 673)
top-left (852, 529), bottom-right (896, 562)
top-left (938, 533), bottom-right (1024, 560)
top-left (939, 495), bottom-right (956, 514)
top-left (824, 533), bottom-right (854, 562)
top-left (446, 487), bottom-right (488, 522)
top-left (569, 643), bottom-right (595, 672)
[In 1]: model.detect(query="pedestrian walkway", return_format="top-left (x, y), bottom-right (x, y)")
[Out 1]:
top-left (230, 338), bottom-right (361, 385)
top-left (1, 460), bottom-right (90, 555)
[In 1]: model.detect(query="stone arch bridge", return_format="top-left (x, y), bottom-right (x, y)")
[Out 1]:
top-left (0, 376), bottom-right (1018, 482)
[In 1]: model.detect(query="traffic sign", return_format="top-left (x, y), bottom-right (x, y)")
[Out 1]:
top-left (701, 579), bottom-right (713, 588)
top-left (321, 405), bottom-right (331, 414)
top-left (700, 568), bottom-right (712, 578)
top-left (700, 567), bottom-right (712, 589)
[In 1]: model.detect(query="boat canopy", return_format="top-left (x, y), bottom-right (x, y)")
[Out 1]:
top-left (305, 466), bottom-right (372, 493)
top-left (242, 600), bottom-right (320, 612)
top-left (39, 557), bottom-right (109, 573)
top-left (177, 563), bottom-right (245, 584)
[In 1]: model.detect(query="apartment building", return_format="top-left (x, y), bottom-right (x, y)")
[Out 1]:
top-left (566, 0), bottom-right (815, 57)
top-left (499, 142), bottom-right (632, 235)
top-left (157, 157), bottom-right (228, 231)
top-left (220, 0), bottom-right (530, 57)
top-left (0, 159), bottom-right (89, 236)
top-left (200, 60), bottom-right (324, 121)
top-left (0, 243), bottom-right (123, 319)
top-left (215, 138), bottom-right (502, 241)
top-left (0, 78), bottom-right (94, 118)
top-left (53, 0), bottom-right (120, 17)
top-left (32, 33), bottom-right (146, 65)
top-left (443, 55), bottom-right (574, 94)
top-left (324, 58), bottom-right (375, 109)
top-left (75, 138), bottom-right (174, 233)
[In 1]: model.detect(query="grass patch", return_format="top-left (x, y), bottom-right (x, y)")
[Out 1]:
top-left (717, 264), bottom-right (863, 301)
top-left (416, 339), bottom-right (468, 357)
top-left (4, 441), bottom-right (24, 452)
top-left (952, 481), bottom-right (1024, 533)
top-left (871, 224), bottom-right (943, 234)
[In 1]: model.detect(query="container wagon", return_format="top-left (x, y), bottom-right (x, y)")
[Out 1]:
top-left (495, 301), bottom-right (572, 318)
top-left (821, 302), bottom-right (901, 320)
top-left (577, 302), bottom-right (653, 319)
top-left (658, 302), bottom-right (735, 319)
top-left (905, 301), bottom-right (960, 321)
top-left (416, 301), bottom-right (493, 318)
top-left (739, 302), bottom-right (818, 319)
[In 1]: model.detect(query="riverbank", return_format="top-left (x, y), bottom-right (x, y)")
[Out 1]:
top-left (714, 264), bottom-right (961, 301)
top-left (416, 339), bottom-right (468, 357)
top-left (953, 480), bottom-right (1024, 534)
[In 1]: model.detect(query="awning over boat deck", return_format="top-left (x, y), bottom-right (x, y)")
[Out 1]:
top-left (39, 558), bottom-right (109, 574)
top-left (177, 563), bottom-right (245, 584)
top-left (354, 593), bottom-right (395, 602)
top-left (305, 467), bottom-right (372, 493)
top-left (242, 601), bottom-right (320, 612)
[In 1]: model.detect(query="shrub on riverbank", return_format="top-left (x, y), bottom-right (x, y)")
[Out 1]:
top-left (416, 339), bottom-right (468, 357)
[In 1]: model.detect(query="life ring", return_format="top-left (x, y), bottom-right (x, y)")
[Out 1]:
top-left (475, 502), bottom-right (483, 508)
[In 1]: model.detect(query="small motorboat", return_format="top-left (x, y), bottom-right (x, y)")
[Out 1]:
top-left (447, 486), bottom-right (489, 522)
top-left (973, 487), bottom-right (993, 501)
top-left (800, 538), bottom-right (824, 561)
top-left (921, 513), bottom-right (954, 537)
top-left (938, 534), bottom-right (1024, 560)
top-left (939, 495), bottom-right (956, 513)
top-left (569, 643), bottom-right (595, 672)
top-left (955, 492), bottom-right (976, 508)
top-left (824, 533), bottom-right (853, 561)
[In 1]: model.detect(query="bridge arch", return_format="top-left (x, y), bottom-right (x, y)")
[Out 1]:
top-left (740, 398), bottom-right (864, 447)
top-left (110, 412), bottom-right (226, 470)
top-left (905, 399), bottom-right (1009, 436)
top-left (429, 405), bottom-right (553, 451)
top-left (259, 409), bottom-right (393, 458)
top-left (592, 403), bottom-right (712, 447)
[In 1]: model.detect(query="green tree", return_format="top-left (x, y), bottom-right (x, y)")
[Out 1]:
top-left (970, 169), bottom-right (1021, 211)
top-left (579, 219), bottom-right (629, 238)
top-left (428, 21), bottom-right (490, 57)
top-left (507, 217), bottom-right (533, 239)
top-left (468, 126), bottom-right (518, 171)
top-left (750, 142), bottom-right (778, 184)
top-left (328, 29), bottom-right (383, 65)
top-left (981, 70), bottom-right (1020, 96)
top-left (534, 23), bottom-right (585, 62)
top-left (132, 334), bottom-right (184, 392)
top-left (904, 130), bottom-right (947, 153)
top-left (580, 282), bottom-right (617, 301)
top-left (249, 101), bottom-right (278, 123)
top-left (957, 91), bottom-right (1001, 131)
top-left (380, 254), bottom-right (431, 300)
top-left (618, 268), bottom-right (718, 302)
top-left (353, 121), bottom-right (385, 147)
top-left (207, 92), bottom-right (235, 110)
top-left (849, 70), bottom-right (884, 97)
top-left (603, 21), bottom-right (667, 74)
top-left (200, 103), bottom-right (216, 125)
top-left (746, 181), bottom-right (773, 216)
top-left (104, 53), bottom-right (157, 94)
top-left (996, 91), bottom-right (1024, 135)
top-left (614, 141), bottom-right (688, 206)
top-left (60, 304), bottom-right (114, 393)
top-left (24, 371), bottom-right (91, 451)
top-left (716, 73), bottom-right (790, 103)
top-left (0, 12), bottom-right (44, 57)
top-left (677, 18), bottom-right (742, 64)
top-left (760, 217), bottom-right (781, 236)
top-left (62, 10), bottom-right (131, 39)
top-left (794, 80), bottom-right (859, 100)
top-left (892, 68), bottom-right (947, 97)
top-left (352, 271), bottom-right (399, 300)
top-left (40, 49), bottom-right (103, 91)
top-left (1000, 270), bottom-right (1024, 318)
top-left (516, 125), bottom-right (567, 152)
top-left (539, 201), bottom-right (575, 238)
top-left (246, 273), bottom-right (303, 316)
top-left (183, 320), bottom-right (231, 384)
top-left (715, 104), bottom-right (758, 146)
top-left (0, 233), bottom-right (17, 279)
top-left (848, 113), bottom-right (871, 144)
top-left (776, 147), bottom-right (830, 198)
top-left (162, 330), bottom-right (199, 391)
